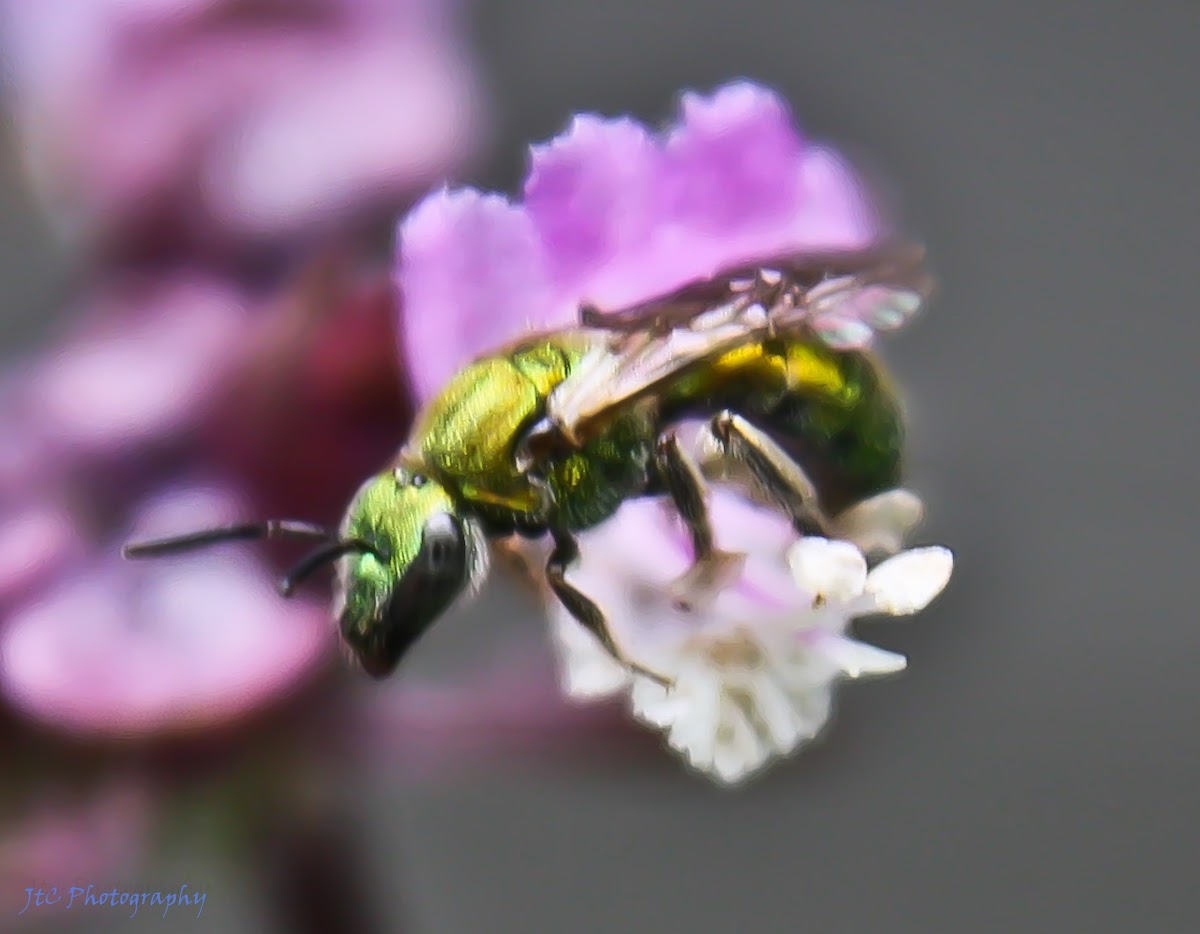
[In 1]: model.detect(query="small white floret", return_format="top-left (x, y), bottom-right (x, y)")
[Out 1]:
top-left (865, 547), bottom-right (954, 615)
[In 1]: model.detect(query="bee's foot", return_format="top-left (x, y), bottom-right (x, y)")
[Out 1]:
top-left (625, 658), bottom-right (675, 690)
top-left (667, 548), bottom-right (746, 612)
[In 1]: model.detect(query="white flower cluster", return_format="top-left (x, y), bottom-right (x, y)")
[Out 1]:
top-left (549, 491), bottom-right (953, 785)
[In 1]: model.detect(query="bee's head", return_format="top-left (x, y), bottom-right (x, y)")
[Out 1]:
top-left (334, 466), bottom-right (487, 678)
top-left (120, 465), bottom-right (487, 679)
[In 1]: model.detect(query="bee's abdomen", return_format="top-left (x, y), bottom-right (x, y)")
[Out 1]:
top-left (662, 337), bottom-right (904, 513)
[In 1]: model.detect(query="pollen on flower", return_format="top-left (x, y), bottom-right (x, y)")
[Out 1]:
top-left (698, 629), bottom-right (766, 670)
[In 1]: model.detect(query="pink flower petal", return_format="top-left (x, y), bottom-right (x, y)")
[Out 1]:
top-left (27, 276), bottom-right (251, 454)
top-left (788, 145), bottom-right (882, 250)
top-left (0, 505), bottom-right (82, 610)
top-left (398, 80), bottom-right (885, 402)
top-left (706, 491), bottom-right (807, 610)
top-left (398, 188), bottom-right (560, 399)
top-left (656, 82), bottom-right (878, 276)
top-left (552, 497), bottom-right (696, 590)
top-left (1, 0), bottom-right (481, 247)
top-left (523, 115), bottom-right (665, 307)
top-left (664, 82), bottom-right (805, 240)
top-left (204, 36), bottom-right (480, 239)
top-left (564, 488), bottom-right (807, 636)
top-left (0, 486), bottom-right (332, 737)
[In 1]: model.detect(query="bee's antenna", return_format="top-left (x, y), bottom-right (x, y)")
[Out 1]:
top-left (279, 539), bottom-right (382, 597)
top-left (122, 520), bottom-right (334, 559)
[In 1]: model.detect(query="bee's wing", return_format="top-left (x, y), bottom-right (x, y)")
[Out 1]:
top-left (547, 244), bottom-right (931, 443)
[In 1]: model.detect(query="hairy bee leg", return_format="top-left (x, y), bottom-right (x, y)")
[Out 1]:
top-left (708, 410), bottom-right (833, 537)
top-left (546, 529), bottom-right (673, 687)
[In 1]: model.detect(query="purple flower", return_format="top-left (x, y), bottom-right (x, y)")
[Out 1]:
top-left (0, 265), bottom-right (405, 737)
top-left (19, 274), bottom-right (254, 460)
top-left (0, 276), bottom-right (257, 649)
top-left (1, 0), bottom-right (483, 252)
top-left (398, 80), bottom-right (880, 400)
top-left (0, 485), bottom-right (331, 736)
top-left (0, 504), bottom-right (83, 616)
top-left (0, 0), bottom-right (475, 746)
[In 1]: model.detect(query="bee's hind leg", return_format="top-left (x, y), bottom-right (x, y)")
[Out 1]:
top-left (546, 529), bottom-right (673, 687)
top-left (703, 410), bottom-right (833, 538)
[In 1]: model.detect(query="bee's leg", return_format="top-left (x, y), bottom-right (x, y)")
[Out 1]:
top-left (654, 432), bottom-right (715, 559)
top-left (546, 529), bottom-right (673, 687)
top-left (514, 417), bottom-right (581, 473)
top-left (654, 432), bottom-right (747, 604)
top-left (706, 410), bottom-right (833, 537)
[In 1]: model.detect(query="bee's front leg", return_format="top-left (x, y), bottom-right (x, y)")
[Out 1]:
top-left (545, 529), bottom-right (673, 688)
top-left (704, 410), bottom-right (833, 537)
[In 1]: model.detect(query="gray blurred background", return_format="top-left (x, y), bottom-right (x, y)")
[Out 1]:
top-left (4, 0), bottom-right (1198, 931)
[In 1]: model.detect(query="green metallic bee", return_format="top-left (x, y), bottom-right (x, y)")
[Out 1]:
top-left (124, 246), bottom-right (931, 680)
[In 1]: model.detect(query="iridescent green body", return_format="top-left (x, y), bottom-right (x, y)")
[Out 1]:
top-left (404, 328), bottom-right (903, 536)
top-left (123, 253), bottom-right (922, 680)
top-left (329, 324), bottom-right (906, 673)
top-left (662, 335), bottom-right (904, 514)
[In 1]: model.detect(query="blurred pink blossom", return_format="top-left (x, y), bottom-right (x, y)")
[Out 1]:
top-left (0, 505), bottom-right (83, 614)
top-left (364, 646), bottom-right (645, 780)
top-left (0, 485), bottom-right (331, 736)
top-left (0, 779), bottom-right (150, 916)
top-left (21, 274), bottom-right (254, 458)
top-left (0, 262), bottom-right (416, 735)
top-left (1, 0), bottom-right (483, 253)
top-left (0, 0), bottom-right (478, 744)
top-left (0, 1), bottom-right (501, 922)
